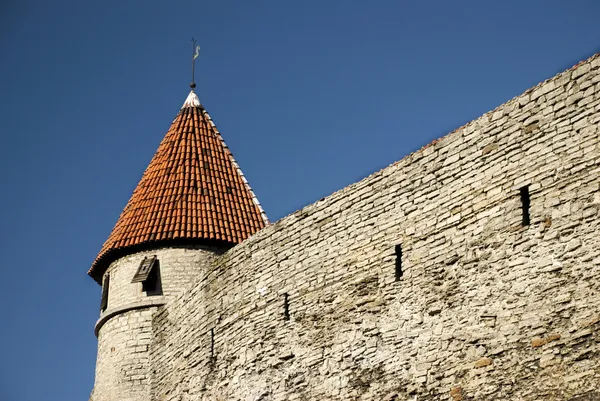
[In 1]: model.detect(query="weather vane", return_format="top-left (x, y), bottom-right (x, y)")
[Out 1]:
top-left (190, 37), bottom-right (200, 89)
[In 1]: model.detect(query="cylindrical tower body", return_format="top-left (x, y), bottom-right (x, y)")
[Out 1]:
top-left (89, 245), bottom-right (226, 401)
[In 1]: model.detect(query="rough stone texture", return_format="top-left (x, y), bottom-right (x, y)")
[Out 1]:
top-left (91, 245), bottom-right (226, 401)
top-left (91, 308), bottom-right (158, 401)
top-left (100, 246), bottom-right (225, 312)
top-left (92, 53), bottom-right (600, 400)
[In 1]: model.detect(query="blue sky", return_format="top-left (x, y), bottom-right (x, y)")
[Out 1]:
top-left (0, 1), bottom-right (598, 400)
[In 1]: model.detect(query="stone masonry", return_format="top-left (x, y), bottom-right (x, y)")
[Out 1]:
top-left (92, 53), bottom-right (600, 400)
top-left (91, 245), bottom-right (227, 401)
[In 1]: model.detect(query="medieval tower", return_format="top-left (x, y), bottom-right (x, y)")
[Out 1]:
top-left (89, 86), bottom-right (269, 401)
top-left (89, 53), bottom-right (600, 401)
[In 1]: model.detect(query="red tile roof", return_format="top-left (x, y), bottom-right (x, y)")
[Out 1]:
top-left (88, 90), bottom-right (269, 283)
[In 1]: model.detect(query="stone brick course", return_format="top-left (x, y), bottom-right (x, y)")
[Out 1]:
top-left (92, 53), bottom-right (600, 400)
top-left (100, 245), bottom-right (225, 313)
top-left (91, 308), bottom-right (158, 401)
top-left (91, 245), bottom-right (227, 401)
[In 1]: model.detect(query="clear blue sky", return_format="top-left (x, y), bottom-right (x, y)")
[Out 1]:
top-left (0, 1), bottom-right (598, 400)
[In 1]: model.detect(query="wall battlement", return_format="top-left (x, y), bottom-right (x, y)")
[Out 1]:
top-left (93, 53), bottom-right (600, 401)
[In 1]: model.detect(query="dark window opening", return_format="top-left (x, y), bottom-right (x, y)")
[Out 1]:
top-left (132, 256), bottom-right (163, 296)
top-left (395, 244), bottom-right (403, 281)
top-left (283, 293), bottom-right (290, 321)
top-left (142, 264), bottom-right (162, 296)
top-left (520, 186), bottom-right (530, 226)
top-left (100, 274), bottom-right (110, 312)
top-left (210, 328), bottom-right (215, 361)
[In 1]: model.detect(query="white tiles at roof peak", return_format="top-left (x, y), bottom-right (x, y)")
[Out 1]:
top-left (181, 90), bottom-right (201, 108)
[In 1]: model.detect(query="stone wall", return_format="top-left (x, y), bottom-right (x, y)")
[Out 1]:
top-left (91, 245), bottom-right (227, 401)
top-left (149, 54), bottom-right (600, 400)
top-left (100, 246), bottom-right (225, 312)
top-left (92, 308), bottom-right (158, 401)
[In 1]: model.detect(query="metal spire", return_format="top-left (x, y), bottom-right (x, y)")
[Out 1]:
top-left (190, 37), bottom-right (200, 89)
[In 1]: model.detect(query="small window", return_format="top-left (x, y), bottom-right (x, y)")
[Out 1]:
top-left (132, 256), bottom-right (157, 283)
top-left (143, 265), bottom-right (162, 296)
top-left (132, 256), bottom-right (162, 296)
top-left (395, 244), bottom-right (403, 281)
top-left (210, 328), bottom-right (215, 361)
top-left (520, 186), bottom-right (530, 226)
top-left (283, 293), bottom-right (290, 321)
top-left (100, 274), bottom-right (110, 312)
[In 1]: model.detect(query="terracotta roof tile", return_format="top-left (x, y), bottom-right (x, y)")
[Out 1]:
top-left (89, 90), bottom-right (268, 283)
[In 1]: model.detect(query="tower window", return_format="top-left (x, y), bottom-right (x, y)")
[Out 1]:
top-left (100, 274), bottom-right (110, 312)
top-left (132, 256), bottom-right (162, 296)
top-left (142, 265), bottom-right (162, 295)
top-left (395, 244), bottom-right (403, 281)
top-left (520, 186), bottom-right (530, 226)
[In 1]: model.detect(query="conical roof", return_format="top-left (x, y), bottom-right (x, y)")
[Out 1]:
top-left (89, 90), bottom-right (268, 283)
